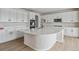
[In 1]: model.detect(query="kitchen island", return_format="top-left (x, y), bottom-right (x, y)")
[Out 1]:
top-left (21, 27), bottom-right (64, 51)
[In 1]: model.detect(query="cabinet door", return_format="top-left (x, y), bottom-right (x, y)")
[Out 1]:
top-left (9, 9), bottom-right (16, 22)
top-left (0, 31), bottom-right (6, 43)
top-left (0, 30), bottom-right (16, 43)
top-left (62, 12), bottom-right (72, 22)
top-left (62, 11), bottom-right (78, 22)
top-left (23, 13), bottom-right (28, 22)
top-left (16, 12), bottom-right (22, 22)
top-left (0, 8), bottom-right (17, 22)
top-left (16, 31), bottom-right (24, 38)
top-left (64, 28), bottom-right (73, 36)
top-left (16, 12), bottom-right (20, 22)
top-left (6, 31), bottom-right (16, 42)
top-left (0, 8), bottom-right (9, 22)
top-left (72, 28), bottom-right (79, 37)
top-left (43, 15), bottom-right (52, 22)
top-left (64, 28), bottom-right (69, 36)
top-left (20, 13), bottom-right (24, 22)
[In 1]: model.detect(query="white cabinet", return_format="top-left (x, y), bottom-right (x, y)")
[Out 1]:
top-left (47, 15), bottom-right (53, 22)
top-left (42, 13), bottom-right (64, 22)
top-left (0, 8), bottom-right (17, 22)
top-left (64, 27), bottom-right (73, 36)
top-left (6, 31), bottom-right (17, 41)
top-left (23, 13), bottom-right (28, 22)
top-left (62, 11), bottom-right (78, 22)
top-left (0, 8), bottom-right (16, 22)
top-left (42, 11), bottom-right (79, 37)
top-left (15, 31), bottom-right (24, 38)
top-left (0, 26), bottom-right (28, 43)
top-left (0, 30), bottom-right (24, 43)
top-left (42, 15), bottom-right (53, 22)
top-left (0, 8), bottom-right (9, 22)
top-left (0, 30), bottom-right (4, 43)
top-left (16, 9), bottom-right (28, 22)
top-left (8, 9), bottom-right (16, 22)
top-left (42, 11), bottom-right (79, 22)
top-left (16, 12), bottom-right (23, 22)
top-left (72, 28), bottom-right (79, 37)
top-left (0, 30), bottom-right (17, 43)
top-left (64, 27), bottom-right (79, 37)
top-left (0, 8), bottom-right (28, 22)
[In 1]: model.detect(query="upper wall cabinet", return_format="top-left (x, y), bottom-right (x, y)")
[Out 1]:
top-left (0, 8), bottom-right (28, 22)
top-left (0, 8), bottom-right (10, 22)
top-left (42, 15), bottom-right (53, 22)
top-left (16, 9), bottom-right (28, 22)
top-left (42, 11), bottom-right (79, 22)
top-left (42, 13), bottom-right (63, 22)
top-left (0, 8), bottom-right (17, 22)
top-left (61, 11), bottom-right (79, 22)
top-left (8, 9), bottom-right (16, 22)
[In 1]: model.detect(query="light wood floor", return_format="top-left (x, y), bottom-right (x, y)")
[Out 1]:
top-left (0, 36), bottom-right (79, 51)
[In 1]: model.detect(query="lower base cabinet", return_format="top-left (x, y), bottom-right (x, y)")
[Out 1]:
top-left (15, 31), bottom-right (24, 38)
top-left (0, 30), bottom-right (16, 43)
top-left (0, 30), bottom-right (24, 43)
top-left (72, 28), bottom-right (79, 37)
top-left (64, 27), bottom-right (79, 37)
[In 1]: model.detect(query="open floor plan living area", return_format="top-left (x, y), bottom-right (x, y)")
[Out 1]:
top-left (0, 8), bottom-right (79, 51)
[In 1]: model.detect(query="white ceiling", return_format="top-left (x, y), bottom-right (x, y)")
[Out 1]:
top-left (27, 8), bottom-right (69, 14)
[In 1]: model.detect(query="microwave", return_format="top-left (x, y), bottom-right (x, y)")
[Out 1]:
top-left (54, 18), bottom-right (62, 22)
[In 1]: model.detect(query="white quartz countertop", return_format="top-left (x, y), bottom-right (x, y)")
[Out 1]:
top-left (20, 27), bottom-right (64, 35)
